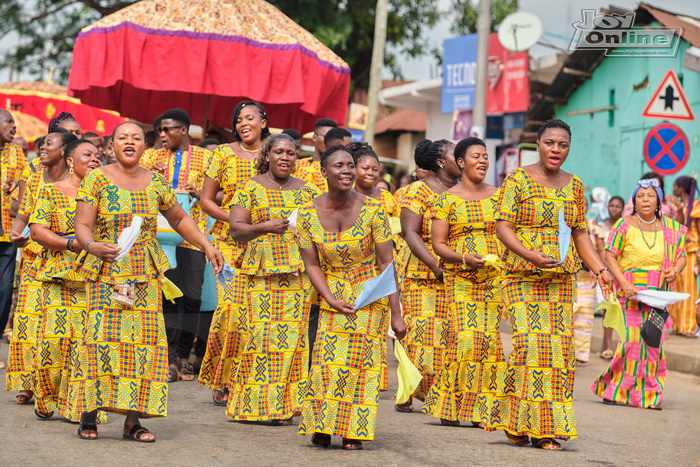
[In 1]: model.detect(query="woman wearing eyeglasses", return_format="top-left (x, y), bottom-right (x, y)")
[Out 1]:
top-left (591, 178), bottom-right (686, 410)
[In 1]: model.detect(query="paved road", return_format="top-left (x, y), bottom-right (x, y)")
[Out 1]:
top-left (1, 335), bottom-right (699, 466)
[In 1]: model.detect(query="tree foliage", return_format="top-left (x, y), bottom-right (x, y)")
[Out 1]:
top-left (0, 0), bottom-right (517, 89)
top-left (450, 0), bottom-right (518, 35)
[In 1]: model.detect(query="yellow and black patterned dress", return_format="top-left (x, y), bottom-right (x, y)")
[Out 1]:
top-left (398, 180), bottom-right (451, 401)
top-left (226, 179), bottom-right (320, 420)
top-left (27, 183), bottom-right (86, 418)
top-left (422, 191), bottom-right (506, 423)
top-left (296, 158), bottom-right (327, 192)
top-left (6, 169), bottom-right (47, 391)
top-left (65, 169), bottom-right (176, 418)
top-left (486, 168), bottom-right (586, 440)
top-left (198, 145), bottom-right (256, 390)
top-left (297, 196), bottom-right (391, 440)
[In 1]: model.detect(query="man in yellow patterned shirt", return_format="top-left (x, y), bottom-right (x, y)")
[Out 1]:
top-left (296, 118), bottom-right (339, 192)
top-left (140, 108), bottom-right (213, 381)
top-left (0, 110), bottom-right (27, 345)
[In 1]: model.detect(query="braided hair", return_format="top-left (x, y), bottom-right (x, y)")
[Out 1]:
top-left (48, 112), bottom-right (78, 133)
top-left (231, 101), bottom-right (270, 142)
top-left (414, 139), bottom-right (452, 172)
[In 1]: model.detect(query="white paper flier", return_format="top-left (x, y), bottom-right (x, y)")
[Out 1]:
top-left (115, 216), bottom-right (144, 262)
top-left (354, 261), bottom-right (397, 311)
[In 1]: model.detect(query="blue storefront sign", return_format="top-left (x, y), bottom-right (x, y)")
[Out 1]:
top-left (442, 34), bottom-right (478, 114)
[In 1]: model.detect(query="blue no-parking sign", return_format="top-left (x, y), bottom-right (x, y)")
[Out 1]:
top-left (643, 123), bottom-right (690, 176)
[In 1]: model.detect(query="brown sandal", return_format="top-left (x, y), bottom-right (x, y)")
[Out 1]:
top-left (505, 432), bottom-right (530, 445)
top-left (532, 437), bottom-right (563, 450)
top-left (440, 418), bottom-right (460, 426)
top-left (15, 391), bottom-right (33, 405)
top-left (394, 401), bottom-right (413, 413)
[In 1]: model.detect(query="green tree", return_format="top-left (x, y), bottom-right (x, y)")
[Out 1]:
top-left (451, 0), bottom-right (518, 35)
top-left (0, 0), bottom-right (441, 89)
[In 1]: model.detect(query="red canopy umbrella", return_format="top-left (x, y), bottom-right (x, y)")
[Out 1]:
top-left (67, 0), bottom-right (351, 133)
top-left (0, 81), bottom-right (128, 135)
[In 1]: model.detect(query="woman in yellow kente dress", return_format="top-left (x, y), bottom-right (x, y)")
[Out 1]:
top-left (486, 119), bottom-right (613, 450)
top-left (397, 139), bottom-right (461, 411)
top-left (227, 134), bottom-right (320, 423)
top-left (71, 122), bottom-right (223, 442)
top-left (198, 100), bottom-right (268, 405)
top-left (423, 137), bottom-right (506, 427)
top-left (297, 145), bottom-right (406, 450)
top-left (6, 130), bottom-right (77, 405)
top-left (28, 139), bottom-right (101, 419)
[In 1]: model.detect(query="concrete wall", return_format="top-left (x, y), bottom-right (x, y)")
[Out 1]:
top-left (555, 36), bottom-right (700, 199)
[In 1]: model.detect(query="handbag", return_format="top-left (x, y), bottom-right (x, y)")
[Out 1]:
top-left (640, 307), bottom-right (669, 348)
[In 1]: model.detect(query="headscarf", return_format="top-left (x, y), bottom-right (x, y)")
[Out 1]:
top-left (588, 187), bottom-right (611, 222)
top-left (674, 176), bottom-right (697, 227)
top-left (631, 178), bottom-right (664, 218)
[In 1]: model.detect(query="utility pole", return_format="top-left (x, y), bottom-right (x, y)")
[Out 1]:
top-left (365, 0), bottom-right (388, 145)
top-left (472, 0), bottom-right (491, 139)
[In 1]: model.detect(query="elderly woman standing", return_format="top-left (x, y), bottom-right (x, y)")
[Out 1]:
top-left (226, 134), bottom-right (320, 423)
top-left (70, 122), bottom-right (223, 442)
top-left (297, 146), bottom-right (406, 450)
top-left (487, 119), bottom-right (613, 450)
top-left (28, 139), bottom-right (101, 419)
top-left (591, 179), bottom-right (686, 409)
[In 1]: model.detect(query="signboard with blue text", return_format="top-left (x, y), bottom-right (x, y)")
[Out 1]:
top-left (442, 34), bottom-right (478, 114)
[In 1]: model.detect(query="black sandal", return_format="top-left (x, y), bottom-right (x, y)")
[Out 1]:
top-left (270, 417), bottom-right (293, 426)
top-left (35, 409), bottom-right (54, 419)
top-left (77, 413), bottom-right (98, 440)
top-left (212, 388), bottom-right (228, 406)
top-left (342, 438), bottom-right (363, 450)
top-left (178, 363), bottom-right (195, 381)
top-left (168, 365), bottom-right (180, 383)
top-left (123, 424), bottom-right (156, 443)
top-left (311, 433), bottom-right (331, 447)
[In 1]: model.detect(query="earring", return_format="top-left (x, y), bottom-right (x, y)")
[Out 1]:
top-left (69, 165), bottom-right (74, 175)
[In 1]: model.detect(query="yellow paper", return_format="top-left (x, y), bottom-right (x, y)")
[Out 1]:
top-left (162, 277), bottom-right (183, 303)
top-left (483, 254), bottom-right (500, 269)
top-left (599, 296), bottom-right (625, 340)
top-left (394, 340), bottom-right (422, 404)
top-left (389, 217), bottom-right (402, 236)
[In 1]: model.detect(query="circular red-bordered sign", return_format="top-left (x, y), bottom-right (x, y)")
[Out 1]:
top-left (643, 122), bottom-right (690, 176)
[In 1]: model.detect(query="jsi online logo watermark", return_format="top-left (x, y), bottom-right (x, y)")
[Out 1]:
top-left (569, 10), bottom-right (683, 57)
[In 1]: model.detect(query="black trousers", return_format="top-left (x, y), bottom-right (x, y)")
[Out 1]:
top-left (307, 303), bottom-right (320, 368)
top-left (0, 242), bottom-right (16, 332)
top-left (163, 247), bottom-right (205, 364)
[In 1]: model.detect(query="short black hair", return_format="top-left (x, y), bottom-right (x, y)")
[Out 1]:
top-left (199, 138), bottom-right (219, 148)
top-left (231, 100), bottom-right (270, 142)
top-left (144, 130), bottom-right (156, 147)
top-left (82, 132), bottom-right (99, 139)
top-left (112, 122), bottom-right (146, 139)
top-left (454, 137), bottom-right (486, 161)
top-left (414, 139), bottom-right (452, 172)
top-left (64, 138), bottom-right (95, 160)
top-left (609, 196), bottom-right (624, 205)
top-left (153, 114), bottom-right (163, 129)
top-left (282, 128), bottom-right (301, 141)
top-left (160, 108), bottom-right (191, 128)
top-left (537, 118), bottom-right (572, 140)
top-left (314, 118), bottom-right (338, 131)
top-left (324, 127), bottom-right (352, 146)
top-left (320, 145), bottom-right (353, 168)
top-left (48, 112), bottom-right (78, 133)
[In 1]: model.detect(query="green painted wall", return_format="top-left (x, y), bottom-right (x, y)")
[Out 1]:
top-left (555, 30), bottom-right (700, 200)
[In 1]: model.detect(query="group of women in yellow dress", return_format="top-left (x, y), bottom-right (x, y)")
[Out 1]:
top-left (5, 103), bottom-right (690, 451)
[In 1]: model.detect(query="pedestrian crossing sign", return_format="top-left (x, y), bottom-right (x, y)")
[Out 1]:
top-left (642, 69), bottom-right (695, 121)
